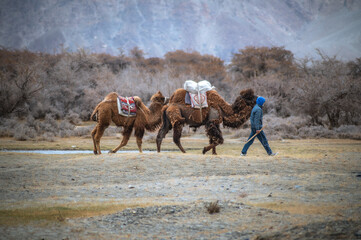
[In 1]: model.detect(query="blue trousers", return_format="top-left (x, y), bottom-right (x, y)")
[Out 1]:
top-left (242, 128), bottom-right (273, 155)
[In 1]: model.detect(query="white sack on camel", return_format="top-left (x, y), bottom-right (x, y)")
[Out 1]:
top-left (183, 80), bottom-right (215, 94)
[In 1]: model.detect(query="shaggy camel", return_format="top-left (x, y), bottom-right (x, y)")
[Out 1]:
top-left (91, 91), bottom-right (166, 154)
top-left (156, 88), bottom-right (257, 155)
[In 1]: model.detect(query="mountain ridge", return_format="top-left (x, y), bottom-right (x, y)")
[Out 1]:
top-left (0, 0), bottom-right (360, 61)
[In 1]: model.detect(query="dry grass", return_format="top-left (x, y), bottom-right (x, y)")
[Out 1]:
top-left (1, 136), bottom-right (360, 157)
top-left (248, 202), bottom-right (361, 217)
top-left (0, 201), bottom-right (170, 226)
top-left (0, 137), bottom-right (360, 229)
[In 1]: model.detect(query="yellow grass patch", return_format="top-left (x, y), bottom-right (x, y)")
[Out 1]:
top-left (248, 201), bottom-right (361, 216)
top-left (0, 201), bottom-right (160, 226)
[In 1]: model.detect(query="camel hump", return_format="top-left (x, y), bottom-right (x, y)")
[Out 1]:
top-left (169, 88), bottom-right (187, 103)
top-left (133, 96), bottom-right (151, 115)
top-left (102, 92), bottom-right (118, 102)
top-left (132, 96), bottom-right (143, 105)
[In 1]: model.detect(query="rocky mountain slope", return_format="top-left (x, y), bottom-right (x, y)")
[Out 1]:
top-left (0, 0), bottom-right (360, 60)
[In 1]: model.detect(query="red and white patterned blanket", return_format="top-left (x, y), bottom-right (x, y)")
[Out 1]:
top-left (117, 96), bottom-right (137, 117)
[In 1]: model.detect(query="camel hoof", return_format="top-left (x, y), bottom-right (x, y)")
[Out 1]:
top-left (202, 147), bottom-right (207, 155)
top-left (108, 150), bottom-right (116, 154)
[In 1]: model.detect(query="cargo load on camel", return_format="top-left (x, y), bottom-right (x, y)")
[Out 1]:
top-left (183, 80), bottom-right (215, 109)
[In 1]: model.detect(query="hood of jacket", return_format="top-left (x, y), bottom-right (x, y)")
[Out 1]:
top-left (256, 96), bottom-right (266, 107)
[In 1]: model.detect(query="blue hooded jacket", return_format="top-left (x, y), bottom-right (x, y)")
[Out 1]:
top-left (250, 97), bottom-right (266, 130)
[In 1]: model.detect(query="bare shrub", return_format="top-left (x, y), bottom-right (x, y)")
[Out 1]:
top-left (73, 126), bottom-right (93, 137)
top-left (66, 111), bottom-right (81, 125)
top-left (264, 114), bottom-right (307, 139)
top-left (40, 132), bottom-right (56, 142)
top-left (292, 51), bottom-right (361, 128)
top-left (335, 125), bottom-right (361, 140)
top-left (298, 126), bottom-right (336, 139)
top-left (229, 46), bottom-right (296, 78)
top-left (13, 124), bottom-right (37, 141)
top-left (164, 50), bottom-right (227, 84)
top-left (206, 201), bottom-right (220, 214)
top-left (228, 127), bottom-right (250, 139)
top-left (58, 120), bottom-right (75, 137)
top-left (0, 118), bottom-right (18, 137)
top-left (0, 48), bottom-right (45, 117)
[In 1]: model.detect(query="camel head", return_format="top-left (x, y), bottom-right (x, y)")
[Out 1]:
top-left (232, 88), bottom-right (257, 114)
top-left (150, 91), bottom-right (168, 105)
top-left (222, 88), bottom-right (257, 129)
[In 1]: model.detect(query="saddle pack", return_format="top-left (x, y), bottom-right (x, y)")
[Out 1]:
top-left (117, 96), bottom-right (137, 117)
top-left (184, 80), bottom-right (215, 109)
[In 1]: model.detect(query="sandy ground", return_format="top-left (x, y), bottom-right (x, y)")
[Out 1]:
top-left (0, 137), bottom-right (360, 239)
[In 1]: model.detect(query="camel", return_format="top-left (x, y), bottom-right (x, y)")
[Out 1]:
top-left (91, 91), bottom-right (167, 154)
top-left (156, 88), bottom-right (257, 155)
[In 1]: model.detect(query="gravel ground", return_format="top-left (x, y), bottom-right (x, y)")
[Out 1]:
top-left (0, 139), bottom-right (360, 239)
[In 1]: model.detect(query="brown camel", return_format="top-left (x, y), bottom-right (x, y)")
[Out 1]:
top-left (156, 88), bottom-right (257, 155)
top-left (91, 91), bottom-right (166, 154)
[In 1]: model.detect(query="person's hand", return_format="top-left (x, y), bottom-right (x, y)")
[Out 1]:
top-left (256, 130), bottom-right (261, 134)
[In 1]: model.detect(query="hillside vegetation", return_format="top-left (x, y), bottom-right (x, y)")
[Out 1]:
top-left (0, 46), bottom-right (360, 141)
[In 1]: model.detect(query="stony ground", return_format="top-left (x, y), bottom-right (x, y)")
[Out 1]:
top-left (0, 137), bottom-right (360, 239)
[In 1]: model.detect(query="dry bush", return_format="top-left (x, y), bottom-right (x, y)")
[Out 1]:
top-left (164, 50), bottom-right (227, 84)
top-left (292, 51), bottom-right (361, 128)
top-left (96, 52), bottom-right (130, 74)
top-left (206, 201), bottom-right (220, 214)
top-left (347, 58), bottom-right (361, 79)
top-left (335, 125), bottom-right (361, 140)
top-left (0, 48), bottom-right (45, 117)
top-left (229, 46), bottom-right (296, 79)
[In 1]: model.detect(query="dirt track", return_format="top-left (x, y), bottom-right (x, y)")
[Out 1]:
top-left (0, 138), bottom-right (360, 239)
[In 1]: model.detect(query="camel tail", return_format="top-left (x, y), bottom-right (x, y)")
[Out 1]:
top-left (152, 105), bottom-right (170, 132)
top-left (90, 103), bottom-right (102, 122)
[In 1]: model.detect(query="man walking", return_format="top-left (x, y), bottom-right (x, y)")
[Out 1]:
top-left (240, 96), bottom-right (277, 156)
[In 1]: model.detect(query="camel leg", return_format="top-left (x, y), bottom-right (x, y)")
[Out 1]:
top-left (203, 144), bottom-right (218, 155)
top-left (203, 122), bottom-right (223, 155)
top-left (166, 106), bottom-right (186, 153)
top-left (134, 127), bottom-right (145, 153)
top-left (92, 124), bottom-right (108, 155)
top-left (91, 126), bottom-right (98, 154)
top-left (173, 122), bottom-right (186, 153)
top-left (156, 112), bottom-right (172, 152)
top-left (110, 126), bottom-right (133, 153)
top-left (212, 146), bottom-right (217, 155)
